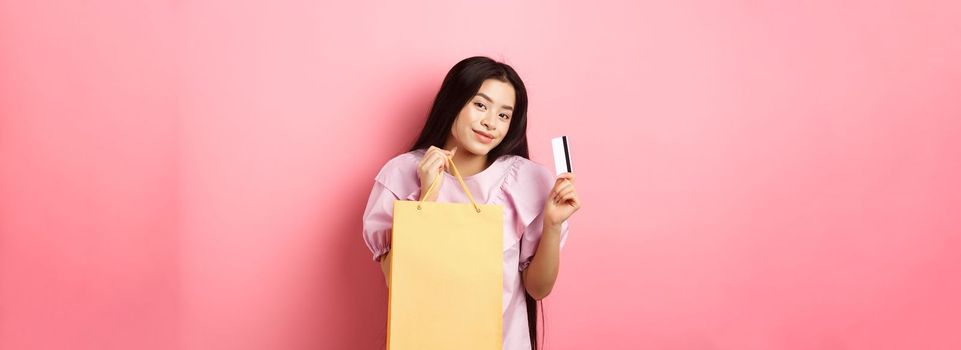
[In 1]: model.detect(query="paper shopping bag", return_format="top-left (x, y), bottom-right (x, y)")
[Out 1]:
top-left (387, 156), bottom-right (504, 350)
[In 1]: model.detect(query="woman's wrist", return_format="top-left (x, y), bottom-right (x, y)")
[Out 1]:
top-left (543, 221), bottom-right (563, 236)
top-left (419, 182), bottom-right (438, 201)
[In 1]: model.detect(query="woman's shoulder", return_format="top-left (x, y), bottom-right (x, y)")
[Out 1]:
top-left (496, 155), bottom-right (555, 228)
top-left (373, 150), bottom-right (424, 194)
top-left (501, 155), bottom-right (553, 189)
top-left (380, 149), bottom-right (424, 172)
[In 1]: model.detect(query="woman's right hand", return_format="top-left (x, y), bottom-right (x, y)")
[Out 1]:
top-left (417, 146), bottom-right (457, 201)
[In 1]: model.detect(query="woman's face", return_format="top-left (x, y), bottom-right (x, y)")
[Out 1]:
top-left (447, 78), bottom-right (516, 156)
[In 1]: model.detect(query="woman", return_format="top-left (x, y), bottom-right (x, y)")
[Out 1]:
top-left (362, 56), bottom-right (580, 350)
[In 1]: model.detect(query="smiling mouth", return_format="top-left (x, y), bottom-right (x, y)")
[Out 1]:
top-left (474, 130), bottom-right (494, 143)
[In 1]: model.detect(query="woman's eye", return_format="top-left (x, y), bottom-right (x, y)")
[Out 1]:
top-left (500, 114), bottom-right (510, 120)
top-left (474, 102), bottom-right (486, 110)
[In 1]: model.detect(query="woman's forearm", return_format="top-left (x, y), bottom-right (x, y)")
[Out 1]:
top-left (522, 223), bottom-right (562, 300)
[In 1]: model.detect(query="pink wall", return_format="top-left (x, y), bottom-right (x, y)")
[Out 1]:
top-left (2, 1), bottom-right (960, 349)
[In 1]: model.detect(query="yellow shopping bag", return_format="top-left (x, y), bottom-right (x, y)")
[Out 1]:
top-left (387, 155), bottom-right (504, 349)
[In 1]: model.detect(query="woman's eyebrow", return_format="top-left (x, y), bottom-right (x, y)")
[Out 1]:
top-left (476, 93), bottom-right (514, 111)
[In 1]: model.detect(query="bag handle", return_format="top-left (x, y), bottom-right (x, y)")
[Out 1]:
top-left (418, 155), bottom-right (482, 213)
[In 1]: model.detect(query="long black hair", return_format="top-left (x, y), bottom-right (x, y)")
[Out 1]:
top-left (409, 56), bottom-right (529, 164)
top-left (409, 56), bottom-right (541, 349)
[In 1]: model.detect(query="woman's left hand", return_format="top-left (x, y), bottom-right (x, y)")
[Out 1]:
top-left (543, 172), bottom-right (581, 228)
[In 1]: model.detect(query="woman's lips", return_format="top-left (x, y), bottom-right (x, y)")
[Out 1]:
top-left (474, 130), bottom-right (494, 144)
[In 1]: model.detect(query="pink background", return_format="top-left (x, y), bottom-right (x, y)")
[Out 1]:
top-left (2, 1), bottom-right (960, 349)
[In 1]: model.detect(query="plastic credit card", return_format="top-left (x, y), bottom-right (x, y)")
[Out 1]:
top-left (551, 136), bottom-right (572, 175)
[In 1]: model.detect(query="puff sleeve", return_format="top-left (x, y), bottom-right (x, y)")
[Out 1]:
top-left (503, 160), bottom-right (571, 271)
top-left (362, 153), bottom-right (422, 262)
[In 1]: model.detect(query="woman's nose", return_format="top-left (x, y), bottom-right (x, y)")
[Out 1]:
top-left (482, 116), bottom-right (496, 130)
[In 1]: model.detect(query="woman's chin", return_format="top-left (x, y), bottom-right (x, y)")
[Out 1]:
top-left (463, 144), bottom-right (493, 156)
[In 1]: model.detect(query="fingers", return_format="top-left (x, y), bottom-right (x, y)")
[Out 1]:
top-left (558, 191), bottom-right (580, 208)
top-left (427, 156), bottom-right (444, 173)
top-left (425, 146), bottom-right (441, 162)
top-left (424, 146), bottom-right (457, 170)
top-left (553, 186), bottom-right (576, 205)
top-left (556, 172), bottom-right (576, 184)
top-left (423, 147), bottom-right (451, 170)
top-left (549, 172), bottom-right (578, 204)
top-left (553, 173), bottom-right (575, 195)
top-left (419, 150), bottom-right (441, 170)
top-left (550, 181), bottom-right (574, 202)
top-left (419, 146), bottom-right (459, 189)
top-left (424, 146), bottom-right (441, 161)
top-left (548, 170), bottom-right (581, 208)
top-left (427, 145), bottom-right (456, 158)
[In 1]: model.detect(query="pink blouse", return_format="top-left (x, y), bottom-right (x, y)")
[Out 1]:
top-left (362, 148), bottom-right (570, 350)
